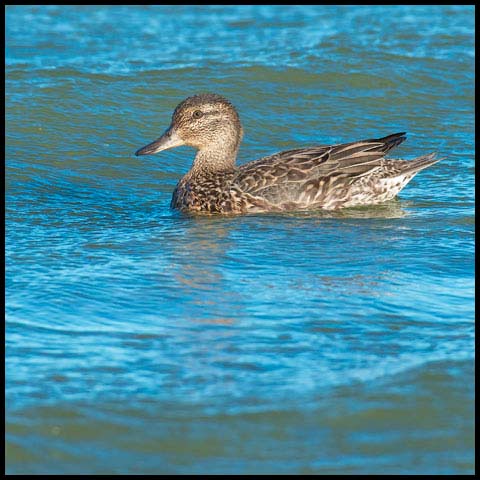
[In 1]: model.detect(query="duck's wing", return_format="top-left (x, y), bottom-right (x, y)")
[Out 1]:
top-left (233, 132), bottom-right (410, 201)
top-left (237, 132), bottom-right (406, 182)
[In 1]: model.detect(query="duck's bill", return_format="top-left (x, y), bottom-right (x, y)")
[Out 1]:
top-left (135, 128), bottom-right (183, 156)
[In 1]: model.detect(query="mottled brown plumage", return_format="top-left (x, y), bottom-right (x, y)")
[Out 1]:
top-left (135, 93), bottom-right (441, 214)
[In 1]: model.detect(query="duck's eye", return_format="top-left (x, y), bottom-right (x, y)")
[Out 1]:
top-left (192, 110), bottom-right (203, 119)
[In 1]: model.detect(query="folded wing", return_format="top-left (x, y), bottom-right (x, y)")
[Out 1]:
top-left (233, 132), bottom-right (409, 206)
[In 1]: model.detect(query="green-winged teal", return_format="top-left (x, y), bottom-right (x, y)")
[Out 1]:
top-left (135, 93), bottom-right (441, 214)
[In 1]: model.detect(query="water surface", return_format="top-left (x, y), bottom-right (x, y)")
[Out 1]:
top-left (5, 5), bottom-right (475, 474)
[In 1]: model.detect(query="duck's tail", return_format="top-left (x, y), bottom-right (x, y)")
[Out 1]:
top-left (399, 153), bottom-right (443, 175)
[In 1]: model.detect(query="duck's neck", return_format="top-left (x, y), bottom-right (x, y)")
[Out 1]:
top-left (188, 145), bottom-right (239, 178)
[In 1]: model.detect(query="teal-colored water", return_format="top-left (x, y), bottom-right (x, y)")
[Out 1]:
top-left (6, 5), bottom-right (475, 474)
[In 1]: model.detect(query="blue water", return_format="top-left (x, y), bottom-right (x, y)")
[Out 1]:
top-left (5, 5), bottom-right (475, 474)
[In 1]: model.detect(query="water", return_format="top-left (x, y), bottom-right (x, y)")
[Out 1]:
top-left (5, 5), bottom-right (475, 474)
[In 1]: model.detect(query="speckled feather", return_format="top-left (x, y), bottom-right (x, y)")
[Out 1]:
top-left (137, 94), bottom-right (441, 214)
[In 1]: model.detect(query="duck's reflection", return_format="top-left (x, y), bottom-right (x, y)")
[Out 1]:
top-left (164, 199), bottom-right (408, 326)
top-left (167, 214), bottom-right (242, 325)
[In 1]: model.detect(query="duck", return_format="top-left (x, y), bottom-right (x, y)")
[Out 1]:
top-left (135, 93), bottom-right (441, 214)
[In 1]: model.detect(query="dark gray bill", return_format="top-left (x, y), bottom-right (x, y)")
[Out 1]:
top-left (135, 128), bottom-right (183, 156)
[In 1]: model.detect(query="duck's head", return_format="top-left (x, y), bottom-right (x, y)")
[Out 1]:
top-left (135, 93), bottom-right (243, 159)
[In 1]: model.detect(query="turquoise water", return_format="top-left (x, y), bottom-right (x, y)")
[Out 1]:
top-left (5, 5), bottom-right (475, 474)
